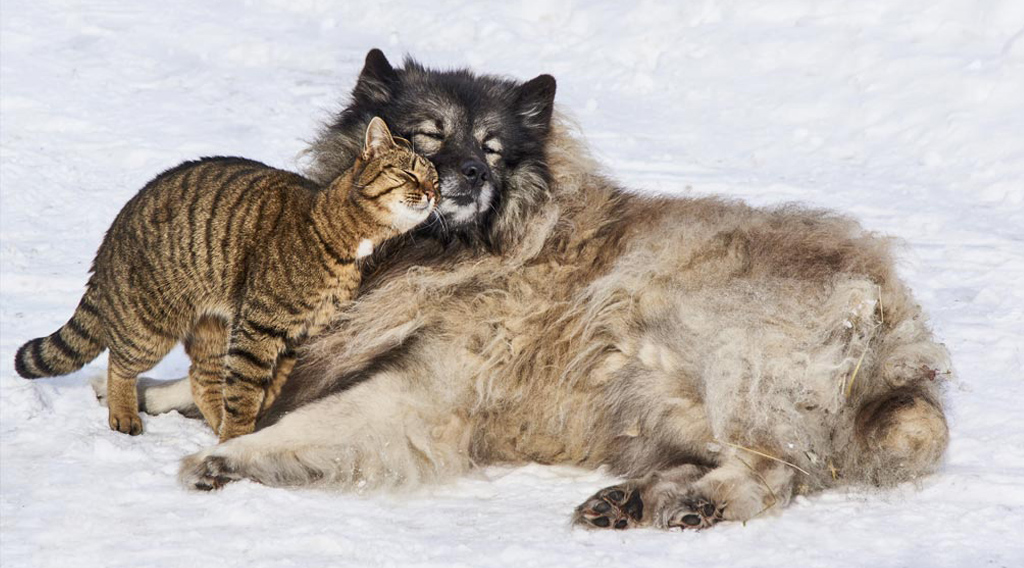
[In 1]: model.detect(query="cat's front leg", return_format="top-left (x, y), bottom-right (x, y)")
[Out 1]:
top-left (220, 315), bottom-right (289, 442)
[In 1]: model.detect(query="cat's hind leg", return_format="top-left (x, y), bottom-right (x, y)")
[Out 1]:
top-left (184, 315), bottom-right (230, 433)
top-left (105, 333), bottom-right (178, 435)
top-left (106, 361), bottom-right (144, 435)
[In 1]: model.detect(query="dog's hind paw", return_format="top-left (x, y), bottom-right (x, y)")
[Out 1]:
top-left (661, 496), bottom-right (722, 530)
top-left (573, 485), bottom-right (645, 530)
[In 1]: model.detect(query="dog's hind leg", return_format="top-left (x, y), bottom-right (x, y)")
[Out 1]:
top-left (851, 387), bottom-right (948, 486)
top-left (574, 450), bottom-right (797, 530)
top-left (840, 309), bottom-right (951, 486)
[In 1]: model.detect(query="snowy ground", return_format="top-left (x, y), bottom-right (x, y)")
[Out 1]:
top-left (2, 0), bottom-right (1023, 566)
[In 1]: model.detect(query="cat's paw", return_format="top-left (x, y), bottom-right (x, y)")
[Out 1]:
top-left (573, 485), bottom-right (645, 530)
top-left (108, 409), bottom-right (143, 435)
top-left (179, 452), bottom-right (242, 491)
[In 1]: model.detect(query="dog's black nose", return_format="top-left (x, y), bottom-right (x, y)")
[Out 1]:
top-left (460, 159), bottom-right (489, 185)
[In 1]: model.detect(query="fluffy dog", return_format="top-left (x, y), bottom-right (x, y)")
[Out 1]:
top-left (139, 50), bottom-right (950, 529)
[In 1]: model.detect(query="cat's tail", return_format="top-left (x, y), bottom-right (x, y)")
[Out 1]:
top-left (15, 288), bottom-right (106, 378)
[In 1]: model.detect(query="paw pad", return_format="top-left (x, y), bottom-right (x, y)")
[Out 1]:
top-left (574, 485), bottom-right (644, 530)
top-left (665, 497), bottom-right (721, 530)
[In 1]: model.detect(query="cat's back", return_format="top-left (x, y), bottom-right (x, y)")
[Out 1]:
top-left (97, 156), bottom-right (317, 268)
top-left (108, 156), bottom-right (314, 230)
top-left (136, 156), bottom-right (311, 200)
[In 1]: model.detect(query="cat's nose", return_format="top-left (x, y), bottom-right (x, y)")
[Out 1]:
top-left (460, 159), bottom-right (489, 186)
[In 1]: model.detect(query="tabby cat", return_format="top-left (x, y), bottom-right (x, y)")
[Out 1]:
top-left (14, 117), bottom-right (439, 441)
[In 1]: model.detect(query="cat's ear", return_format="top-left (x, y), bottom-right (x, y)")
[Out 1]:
top-left (514, 74), bottom-right (557, 134)
top-left (362, 117), bottom-right (398, 159)
top-left (353, 49), bottom-right (399, 104)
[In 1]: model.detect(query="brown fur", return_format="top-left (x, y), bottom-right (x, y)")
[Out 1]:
top-left (16, 118), bottom-right (438, 441)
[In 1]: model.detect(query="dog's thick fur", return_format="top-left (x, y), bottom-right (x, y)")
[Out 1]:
top-left (161, 52), bottom-right (951, 529)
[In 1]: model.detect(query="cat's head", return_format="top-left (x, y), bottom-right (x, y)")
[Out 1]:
top-left (307, 49), bottom-right (556, 249)
top-left (350, 117), bottom-right (439, 233)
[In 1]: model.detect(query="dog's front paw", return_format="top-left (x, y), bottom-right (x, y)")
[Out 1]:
top-left (179, 451), bottom-right (242, 491)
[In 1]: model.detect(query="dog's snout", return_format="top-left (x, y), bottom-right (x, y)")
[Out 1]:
top-left (460, 159), bottom-right (489, 185)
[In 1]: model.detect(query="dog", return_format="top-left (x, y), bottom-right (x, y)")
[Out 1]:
top-left (127, 50), bottom-right (951, 530)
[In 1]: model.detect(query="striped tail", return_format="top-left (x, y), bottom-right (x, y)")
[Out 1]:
top-left (14, 289), bottom-right (106, 379)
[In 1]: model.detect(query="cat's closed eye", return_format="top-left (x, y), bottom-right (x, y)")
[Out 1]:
top-left (400, 169), bottom-right (418, 181)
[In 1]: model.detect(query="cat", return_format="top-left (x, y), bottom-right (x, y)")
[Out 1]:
top-left (14, 117), bottom-right (439, 442)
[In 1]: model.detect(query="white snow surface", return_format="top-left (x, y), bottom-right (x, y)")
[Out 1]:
top-left (2, 1), bottom-right (1024, 566)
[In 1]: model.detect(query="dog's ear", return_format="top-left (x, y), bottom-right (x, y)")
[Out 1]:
top-left (514, 74), bottom-right (556, 133)
top-left (362, 117), bottom-right (398, 159)
top-left (354, 49), bottom-right (399, 104)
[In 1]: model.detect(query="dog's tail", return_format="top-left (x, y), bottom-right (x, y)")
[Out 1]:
top-left (15, 288), bottom-right (106, 378)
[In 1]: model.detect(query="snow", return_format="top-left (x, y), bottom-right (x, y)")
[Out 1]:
top-left (2, 0), bottom-right (1024, 566)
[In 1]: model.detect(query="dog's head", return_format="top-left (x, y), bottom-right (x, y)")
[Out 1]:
top-left (308, 49), bottom-right (556, 248)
